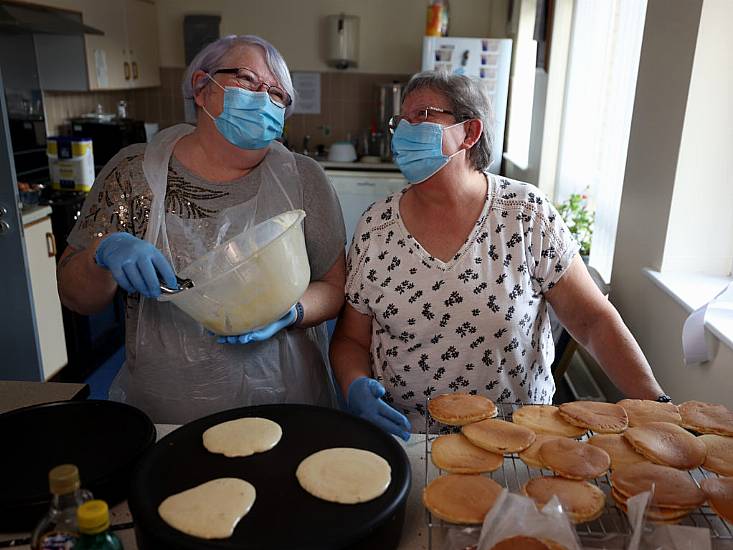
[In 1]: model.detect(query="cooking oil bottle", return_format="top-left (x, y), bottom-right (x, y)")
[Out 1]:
top-left (31, 464), bottom-right (93, 549)
top-left (75, 500), bottom-right (122, 550)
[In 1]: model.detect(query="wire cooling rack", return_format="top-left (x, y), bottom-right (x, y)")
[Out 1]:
top-left (423, 402), bottom-right (733, 548)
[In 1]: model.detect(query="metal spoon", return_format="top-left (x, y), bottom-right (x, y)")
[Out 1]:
top-left (160, 275), bottom-right (195, 295)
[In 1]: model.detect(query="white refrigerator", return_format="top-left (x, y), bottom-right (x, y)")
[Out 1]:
top-left (422, 37), bottom-right (512, 174)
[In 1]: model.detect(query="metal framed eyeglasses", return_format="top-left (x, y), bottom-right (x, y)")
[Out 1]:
top-left (213, 67), bottom-right (292, 108)
top-left (387, 106), bottom-right (455, 134)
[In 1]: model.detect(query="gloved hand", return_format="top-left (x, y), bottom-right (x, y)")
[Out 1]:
top-left (347, 377), bottom-right (412, 441)
top-left (217, 306), bottom-right (297, 344)
top-left (95, 232), bottom-right (177, 299)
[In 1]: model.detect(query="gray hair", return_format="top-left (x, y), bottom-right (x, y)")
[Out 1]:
top-left (182, 34), bottom-right (296, 117)
top-left (403, 71), bottom-right (494, 172)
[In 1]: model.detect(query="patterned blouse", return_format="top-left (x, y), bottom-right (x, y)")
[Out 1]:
top-left (345, 174), bottom-right (579, 430)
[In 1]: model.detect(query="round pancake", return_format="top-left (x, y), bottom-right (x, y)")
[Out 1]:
top-left (428, 393), bottom-right (498, 426)
top-left (518, 434), bottom-right (561, 469)
top-left (587, 434), bottom-right (647, 469)
top-left (461, 418), bottom-right (536, 454)
top-left (490, 536), bottom-right (567, 550)
top-left (296, 448), bottom-right (391, 504)
top-left (202, 417), bottom-right (282, 457)
top-left (558, 401), bottom-right (628, 434)
top-left (538, 438), bottom-right (610, 480)
top-left (423, 474), bottom-right (502, 524)
top-left (522, 477), bottom-right (606, 523)
top-left (610, 462), bottom-right (705, 509)
top-left (700, 477), bottom-right (733, 524)
top-left (512, 405), bottom-right (587, 438)
top-left (699, 434), bottom-right (733, 476)
top-left (679, 400), bottom-right (733, 436)
top-left (431, 434), bottom-right (503, 474)
top-left (623, 421), bottom-right (706, 469)
top-left (612, 492), bottom-right (690, 523)
top-left (617, 399), bottom-right (682, 427)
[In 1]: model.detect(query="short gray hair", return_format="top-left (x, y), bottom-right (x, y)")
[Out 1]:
top-left (403, 71), bottom-right (494, 172)
top-left (182, 34), bottom-right (296, 117)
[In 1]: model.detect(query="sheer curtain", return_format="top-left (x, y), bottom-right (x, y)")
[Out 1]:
top-left (554, 0), bottom-right (647, 283)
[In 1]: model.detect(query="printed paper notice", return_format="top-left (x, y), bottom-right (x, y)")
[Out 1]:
top-left (94, 49), bottom-right (109, 88)
top-left (291, 72), bottom-right (320, 114)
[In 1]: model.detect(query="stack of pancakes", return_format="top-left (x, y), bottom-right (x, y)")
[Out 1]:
top-left (424, 393), bottom-right (733, 528)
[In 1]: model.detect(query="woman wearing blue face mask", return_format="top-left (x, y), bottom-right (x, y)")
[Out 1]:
top-left (330, 71), bottom-right (668, 438)
top-left (57, 35), bottom-right (347, 424)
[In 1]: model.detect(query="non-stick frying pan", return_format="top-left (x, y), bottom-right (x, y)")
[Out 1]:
top-left (129, 404), bottom-right (411, 550)
top-left (0, 400), bottom-right (156, 531)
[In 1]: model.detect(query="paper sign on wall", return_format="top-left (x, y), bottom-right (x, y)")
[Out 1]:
top-left (291, 72), bottom-right (320, 114)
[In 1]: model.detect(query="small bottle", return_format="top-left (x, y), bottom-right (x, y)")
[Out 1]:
top-left (75, 500), bottom-right (123, 550)
top-left (31, 464), bottom-right (93, 550)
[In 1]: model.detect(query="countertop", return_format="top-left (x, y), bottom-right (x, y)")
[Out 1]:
top-left (20, 205), bottom-right (52, 226)
top-left (319, 160), bottom-right (400, 171)
top-left (0, 380), bottom-right (88, 415)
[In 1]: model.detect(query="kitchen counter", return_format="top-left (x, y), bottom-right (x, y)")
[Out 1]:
top-left (319, 160), bottom-right (400, 171)
top-left (0, 426), bottom-right (441, 550)
top-left (20, 204), bottom-right (52, 226)
top-left (0, 380), bottom-right (88, 415)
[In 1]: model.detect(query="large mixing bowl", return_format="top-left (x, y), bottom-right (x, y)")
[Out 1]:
top-left (159, 210), bottom-right (309, 335)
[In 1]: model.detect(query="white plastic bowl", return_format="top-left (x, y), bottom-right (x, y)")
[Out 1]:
top-left (159, 210), bottom-right (310, 335)
top-left (327, 142), bottom-right (357, 162)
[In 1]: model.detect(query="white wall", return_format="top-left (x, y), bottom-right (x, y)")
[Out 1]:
top-left (611, 0), bottom-right (733, 407)
top-left (155, 0), bottom-right (502, 72)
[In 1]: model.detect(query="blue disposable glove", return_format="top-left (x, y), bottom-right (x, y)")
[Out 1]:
top-left (95, 232), bottom-right (177, 299)
top-left (347, 377), bottom-right (412, 441)
top-left (216, 306), bottom-right (297, 344)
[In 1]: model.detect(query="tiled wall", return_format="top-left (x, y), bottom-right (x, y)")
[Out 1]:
top-left (43, 68), bottom-right (411, 155)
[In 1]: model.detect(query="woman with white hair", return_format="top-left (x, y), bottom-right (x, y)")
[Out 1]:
top-left (330, 71), bottom-right (668, 439)
top-left (57, 35), bottom-right (346, 424)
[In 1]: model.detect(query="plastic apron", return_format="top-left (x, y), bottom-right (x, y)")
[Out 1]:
top-left (109, 124), bottom-right (338, 424)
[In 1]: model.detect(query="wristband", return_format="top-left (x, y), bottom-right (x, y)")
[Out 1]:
top-left (294, 301), bottom-right (305, 326)
top-left (656, 394), bottom-right (672, 403)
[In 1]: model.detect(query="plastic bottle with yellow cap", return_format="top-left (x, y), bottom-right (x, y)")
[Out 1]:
top-left (75, 500), bottom-right (122, 549)
top-left (31, 464), bottom-right (93, 550)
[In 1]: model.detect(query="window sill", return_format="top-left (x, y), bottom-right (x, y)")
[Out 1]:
top-left (643, 268), bottom-right (733, 352)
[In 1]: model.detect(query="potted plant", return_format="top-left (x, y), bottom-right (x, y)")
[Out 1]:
top-left (555, 192), bottom-right (594, 261)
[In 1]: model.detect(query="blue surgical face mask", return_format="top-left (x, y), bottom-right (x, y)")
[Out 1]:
top-left (203, 76), bottom-right (285, 150)
top-left (391, 119), bottom-right (465, 184)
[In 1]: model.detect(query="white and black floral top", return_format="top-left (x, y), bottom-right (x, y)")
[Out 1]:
top-left (345, 174), bottom-right (579, 430)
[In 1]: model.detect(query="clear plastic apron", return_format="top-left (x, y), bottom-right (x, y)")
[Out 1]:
top-left (109, 124), bottom-right (337, 424)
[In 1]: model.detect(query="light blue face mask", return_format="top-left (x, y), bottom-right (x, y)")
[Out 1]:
top-left (391, 119), bottom-right (465, 184)
top-left (203, 77), bottom-right (285, 150)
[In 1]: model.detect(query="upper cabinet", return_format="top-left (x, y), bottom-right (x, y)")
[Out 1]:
top-left (83, 0), bottom-right (160, 90)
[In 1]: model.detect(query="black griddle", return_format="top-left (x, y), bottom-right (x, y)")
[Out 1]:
top-left (129, 404), bottom-right (411, 550)
top-left (0, 400), bottom-right (156, 531)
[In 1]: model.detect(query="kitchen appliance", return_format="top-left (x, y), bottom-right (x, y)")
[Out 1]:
top-left (327, 141), bottom-right (358, 162)
top-left (422, 36), bottom-right (512, 173)
top-left (377, 82), bottom-right (406, 160)
top-left (159, 210), bottom-right (310, 335)
top-left (0, 400), bottom-right (155, 530)
top-left (325, 169), bottom-right (408, 250)
top-left (129, 404), bottom-right (411, 550)
top-left (70, 117), bottom-right (146, 173)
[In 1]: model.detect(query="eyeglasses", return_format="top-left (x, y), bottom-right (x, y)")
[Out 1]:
top-left (388, 106), bottom-right (455, 134)
top-left (212, 67), bottom-right (292, 108)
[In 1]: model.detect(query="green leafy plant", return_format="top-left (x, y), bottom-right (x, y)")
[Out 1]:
top-left (556, 192), bottom-right (594, 256)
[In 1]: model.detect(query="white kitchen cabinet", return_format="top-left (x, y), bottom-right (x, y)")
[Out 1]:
top-left (326, 169), bottom-right (408, 250)
top-left (23, 210), bottom-right (68, 380)
top-left (45, 0), bottom-right (161, 90)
